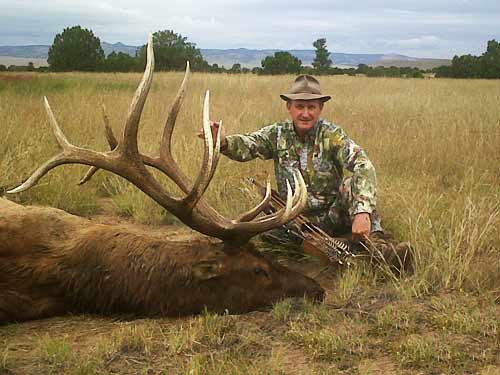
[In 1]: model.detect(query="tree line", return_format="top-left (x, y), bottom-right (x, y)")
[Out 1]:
top-left (433, 40), bottom-right (500, 78)
top-left (3, 25), bottom-right (499, 79)
top-left (43, 26), bottom-right (340, 75)
top-left (44, 26), bottom-right (210, 72)
top-left (2, 26), bottom-right (425, 78)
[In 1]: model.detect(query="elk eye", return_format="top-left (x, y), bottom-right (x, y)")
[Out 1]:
top-left (254, 267), bottom-right (268, 277)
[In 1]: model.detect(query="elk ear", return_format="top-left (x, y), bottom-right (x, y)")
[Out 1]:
top-left (192, 260), bottom-right (222, 280)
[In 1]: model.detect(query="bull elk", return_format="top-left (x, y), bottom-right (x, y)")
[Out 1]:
top-left (0, 35), bottom-right (324, 324)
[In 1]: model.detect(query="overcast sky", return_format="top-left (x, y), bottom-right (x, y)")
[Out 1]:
top-left (1, 0), bottom-right (499, 58)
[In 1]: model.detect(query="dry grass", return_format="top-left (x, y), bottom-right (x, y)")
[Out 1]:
top-left (1, 71), bottom-right (499, 374)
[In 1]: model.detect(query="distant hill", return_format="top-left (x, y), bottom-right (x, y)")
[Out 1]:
top-left (0, 56), bottom-right (48, 67)
top-left (0, 42), bottom-right (450, 69)
top-left (101, 42), bottom-right (139, 57)
top-left (371, 58), bottom-right (451, 69)
top-left (0, 42), bottom-right (139, 66)
top-left (200, 49), bottom-right (388, 68)
top-left (0, 45), bottom-right (49, 59)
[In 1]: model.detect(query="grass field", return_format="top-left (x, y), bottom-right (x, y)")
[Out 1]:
top-left (0, 71), bottom-right (499, 374)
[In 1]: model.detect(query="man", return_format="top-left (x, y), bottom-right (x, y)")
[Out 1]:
top-left (205, 75), bottom-right (383, 245)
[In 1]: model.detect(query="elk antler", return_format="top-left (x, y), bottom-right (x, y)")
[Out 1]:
top-left (7, 33), bottom-right (308, 244)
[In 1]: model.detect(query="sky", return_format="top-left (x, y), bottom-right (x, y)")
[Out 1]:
top-left (1, 0), bottom-right (499, 58)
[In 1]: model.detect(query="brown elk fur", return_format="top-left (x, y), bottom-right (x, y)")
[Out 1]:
top-left (0, 198), bottom-right (324, 324)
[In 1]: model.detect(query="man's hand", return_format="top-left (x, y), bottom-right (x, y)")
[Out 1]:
top-left (197, 121), bottom-right (227, 149)
top-left (351, 213), bottom-right (371, 242)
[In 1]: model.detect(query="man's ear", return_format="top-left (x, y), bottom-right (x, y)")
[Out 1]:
top-left (192, 260), bottom-right (222, 280)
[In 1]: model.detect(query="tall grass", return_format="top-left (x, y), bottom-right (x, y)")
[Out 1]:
top-left (1, 71), bottom-right (499, 295)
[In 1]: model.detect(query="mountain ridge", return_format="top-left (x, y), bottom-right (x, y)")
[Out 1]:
top-left (0, 42), bottom-right (450, 69)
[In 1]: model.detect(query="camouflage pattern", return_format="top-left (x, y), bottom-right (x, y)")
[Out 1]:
top-left (223, 119), bottom-right (381, 235)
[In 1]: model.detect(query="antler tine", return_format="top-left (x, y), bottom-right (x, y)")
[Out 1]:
top-left (78, 104), bottom-right (118, 185)
top-left (235, 178), bottom-right (272, 223)
top-left (247, 180), bottom-right (294, 226)
top-left (249, 175), bottom-right (296, 226)
top-left (7, 96), bottom-right (123, 195)
top-left (7, 155), bottom-right (69, 194)
top-left (160, 61), bottom-right (190, 162)
top-left (78, 165), bottom-right (98, 186)
top-left (182, 90), bottom-right (219, 211)
top-left (222, 171), bottom-right (308, 241)
top-left (119, 33), bottom-right (155, 157)
top-left (44, 96), bottom-right (71, 150)
top-left (8, 97), bottom-right (82, 194)
top-left (278, 170), bottom-right (309, 223)
top-left (101, 103), bottom-right (119, 149)
top-left (208, 119), bottom-right (222, 180)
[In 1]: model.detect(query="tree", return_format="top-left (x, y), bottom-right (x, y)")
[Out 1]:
top-left (230, 63), bottom-right (242, 73)
top-left (210, 63), bottom-right (222, 73)
top-left (480, 39), bottom-right (500, 78)
top-left (48, 26), bottom-right (105, 71)
top-left (435, 39), bottom-right (500, 79)
top-left (312, 38), bottom-right (332, 73)
top-left (0, 64), bottom-right (6, 72)
top-left (357, 64), bottom-right (370, 75)
top-left (103, 52), bottom-right (138, 72)
top-left (451, 54), bottom-right (481, 78)
top-left (136, 30), bottom-right (209, 71)
top-left (261, 51), bottom-right (302, 75)
top-left (434, 65), bottom-right (453, 78)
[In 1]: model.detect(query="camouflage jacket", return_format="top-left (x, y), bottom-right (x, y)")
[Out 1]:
top-left (222, 119), bottom-right (377, 217)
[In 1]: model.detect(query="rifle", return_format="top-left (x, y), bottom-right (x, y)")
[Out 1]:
top-left (247, 178), bottom-right (355, 266)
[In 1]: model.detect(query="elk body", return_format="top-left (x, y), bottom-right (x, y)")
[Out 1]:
top-left (2, 35), bottom-right (324, 324)
top-left (0, 198), bottom-right (324, 324)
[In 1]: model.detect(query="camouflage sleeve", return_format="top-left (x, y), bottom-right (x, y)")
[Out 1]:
top-left (222, 124), bottom-right (277, 162)
top-left (330, 128), bottom-right (377, 216)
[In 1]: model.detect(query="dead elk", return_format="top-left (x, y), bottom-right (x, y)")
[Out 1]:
top-left (1, 35), bottom-right (324, 324)
top-left (0, 199), bottom-right (324, 323)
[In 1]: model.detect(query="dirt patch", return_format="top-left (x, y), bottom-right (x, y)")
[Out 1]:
top-left (276, 345), bottom-right (311, 374)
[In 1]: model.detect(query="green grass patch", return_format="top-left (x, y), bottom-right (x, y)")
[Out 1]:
top-left (8, 77), bottom-right (77, 96)
top-left (161, 310), bottom-right (267, 357)
top-left (104, 176), bottom-right (179, 224)
top-left (38, 335), bottom-right (74, 370)
top-left (395, 333), bottom-right (486, 372)
top-left (285, 318), bottom-right (370, 364)
top-left (372, 303), bottom-right (418, 336)
top-left (272, 297), bottom-right (333, 324)
top-left (180, 351), bottom-right (282, 375)
top-left (429, 294), bottom-right (499, 338)
top-left (0, 345), bottom-right (14, 375)
top-left (91, 80), bottom-right (138, 92)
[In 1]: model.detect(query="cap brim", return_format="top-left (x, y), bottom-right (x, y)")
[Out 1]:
top-left (280, 93), bottom-right (331, 102)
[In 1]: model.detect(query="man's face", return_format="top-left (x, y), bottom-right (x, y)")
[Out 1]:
top-left (287, 100), bottom-right (324, 136)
